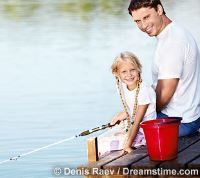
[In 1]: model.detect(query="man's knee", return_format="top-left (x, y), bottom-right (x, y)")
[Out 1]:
top-left (179, 119), bottom-right (200, 137)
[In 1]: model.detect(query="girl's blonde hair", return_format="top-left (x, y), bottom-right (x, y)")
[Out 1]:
top-left (112, 51), bottom-right (142, 129)
top-left (111, 51), bottom-right (142, 76)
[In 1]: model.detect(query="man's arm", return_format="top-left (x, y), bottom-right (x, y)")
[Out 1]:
top-left (156, 78), bottom-right (179, 112)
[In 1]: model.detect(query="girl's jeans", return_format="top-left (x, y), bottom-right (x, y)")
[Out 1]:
top-left (157, 112), bottom-right (200, 137)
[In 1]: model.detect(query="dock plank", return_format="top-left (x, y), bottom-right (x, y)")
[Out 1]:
top-left (178, 132), bottom-right (200, 152)
top-left (103, 146), bottom-right (147, 174)
top-left (78, 132), bottom-right (200, 177)
top-left (188, 156), bottom-right (200, 169)
top-left (78, 150), bottom-right (126, 174)
top-left (159, 141), bottom-right (200, 169)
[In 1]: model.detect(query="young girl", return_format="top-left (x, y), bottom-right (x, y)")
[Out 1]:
top-left (98, 51), bottom-right (156, 156)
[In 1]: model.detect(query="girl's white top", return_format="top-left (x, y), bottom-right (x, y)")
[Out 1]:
top-left (97, 81), bottom-right (157, 157)
top-left (120, 81), bottom-right (156, 122)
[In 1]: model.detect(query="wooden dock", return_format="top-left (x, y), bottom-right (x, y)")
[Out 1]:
top-left (78, 132), bottom-right (200, 177)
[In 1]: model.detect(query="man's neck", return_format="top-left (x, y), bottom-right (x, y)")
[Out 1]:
top-left (157, 15), bottom-right (172, 36)
top-left (163, 15), bottom-right (172, 26)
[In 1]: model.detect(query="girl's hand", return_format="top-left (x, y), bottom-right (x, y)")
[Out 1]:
top-left (123, 146), bottom-right (133, 153)
top-left (111, 116), bottom-right (121, 126)
top-left (111, 112), bottom-right (127, 125)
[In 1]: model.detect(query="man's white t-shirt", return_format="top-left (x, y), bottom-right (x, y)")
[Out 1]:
top-left (152, 22), bottom-right (200, 123)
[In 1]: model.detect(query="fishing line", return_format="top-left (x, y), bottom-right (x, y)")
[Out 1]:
top-left (0, 136), bottom-right (76, 165)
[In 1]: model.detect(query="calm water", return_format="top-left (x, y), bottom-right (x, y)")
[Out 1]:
top-left (0, 0), bottom-right (200, 178)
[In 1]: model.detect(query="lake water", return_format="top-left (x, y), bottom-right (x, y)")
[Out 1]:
top-left (0, 0), bottom-right (200, 178)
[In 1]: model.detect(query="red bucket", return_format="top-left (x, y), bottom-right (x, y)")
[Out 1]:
top-left (140, 117), bottom-right (181, 161)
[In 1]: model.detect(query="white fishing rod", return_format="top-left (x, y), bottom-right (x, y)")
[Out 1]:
top-left (0, 121), bottom-right (121, 165)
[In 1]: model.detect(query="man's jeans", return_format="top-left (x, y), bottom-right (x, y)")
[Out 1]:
top-left (157, 112), bottom-right (200, 137)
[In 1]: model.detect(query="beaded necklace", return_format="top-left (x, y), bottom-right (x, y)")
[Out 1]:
top-left (116, 77), bottom-right (142, 132)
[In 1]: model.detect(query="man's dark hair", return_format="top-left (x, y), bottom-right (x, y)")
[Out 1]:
top-left (128, 0), bottom-right (166, 16)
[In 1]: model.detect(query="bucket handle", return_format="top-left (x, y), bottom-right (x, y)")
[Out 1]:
top-left (156, 117), bottom-right (182, 125)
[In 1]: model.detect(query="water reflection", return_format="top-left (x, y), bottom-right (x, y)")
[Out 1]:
top-left (1, 1), bottom-right (40, 20)
top-left (1, 0), bottom-right (128, 21)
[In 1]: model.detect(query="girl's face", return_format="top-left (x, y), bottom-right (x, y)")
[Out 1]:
top-left (117, 60), bottom-right (140, 90)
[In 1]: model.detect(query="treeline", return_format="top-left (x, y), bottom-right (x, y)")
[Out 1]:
top-left (0, 0), bottom-right (128, 20)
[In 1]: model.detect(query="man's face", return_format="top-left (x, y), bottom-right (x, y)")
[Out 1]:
top-left (131, 6), bottom-right (164, 37)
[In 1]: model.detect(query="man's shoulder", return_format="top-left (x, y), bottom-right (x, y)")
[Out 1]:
top-left (156, 22), bottom-right (194, 55)
top-left (169, 22), bottom-right (194, 43)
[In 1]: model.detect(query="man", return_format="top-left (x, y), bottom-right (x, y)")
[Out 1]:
top-left (128, 0), bottom-right (200, 136)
